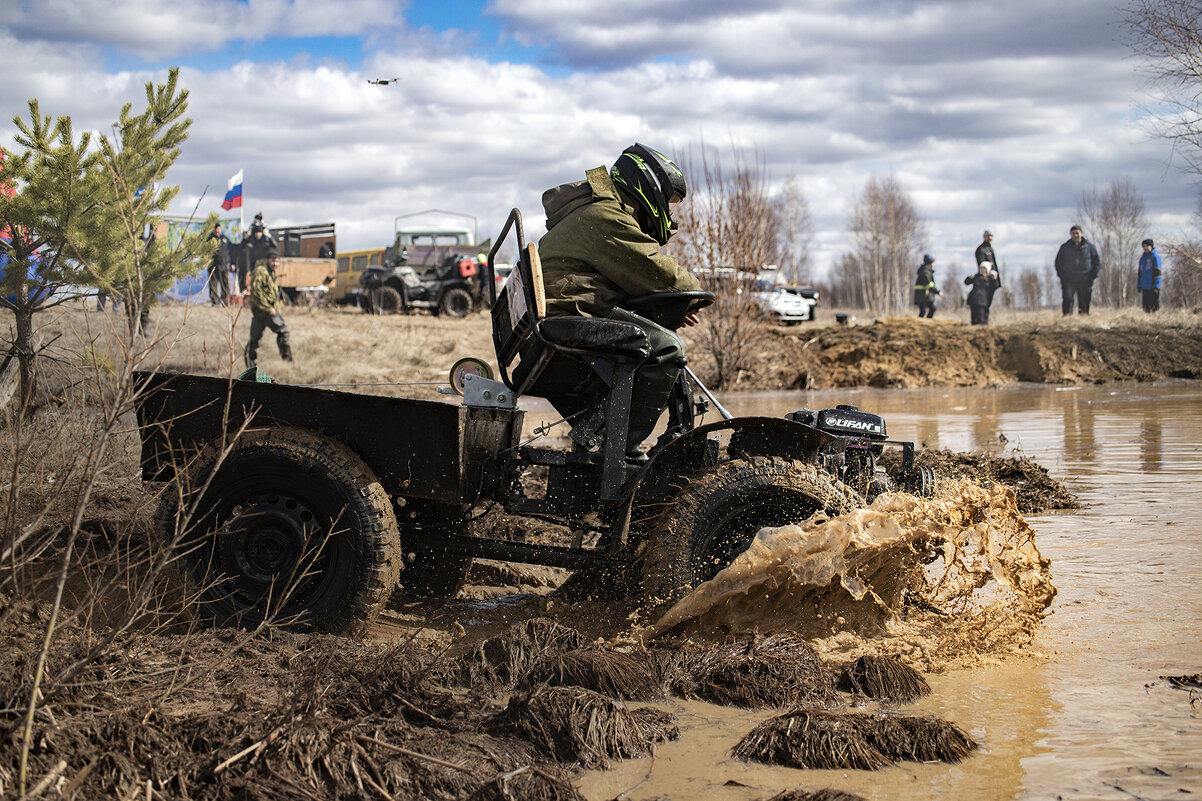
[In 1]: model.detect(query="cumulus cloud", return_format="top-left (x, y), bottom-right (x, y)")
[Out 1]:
top-left (0, 0), bottom-right (1194, 278)
top-left (1, 0), bottom-right (402, 60)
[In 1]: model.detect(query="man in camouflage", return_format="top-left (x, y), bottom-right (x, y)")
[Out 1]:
top-left (537, 143), bottom-right (703, 457)
top-left (244, 250), bottom-right (293, 367)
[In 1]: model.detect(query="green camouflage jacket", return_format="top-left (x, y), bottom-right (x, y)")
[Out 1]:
top-left (537, 166), bottom-right (699, 318)
top-left (248, 263), bottom-right (280, 314)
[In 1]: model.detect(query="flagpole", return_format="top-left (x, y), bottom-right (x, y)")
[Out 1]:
top-left (240, 170), bottom-right (244, 238)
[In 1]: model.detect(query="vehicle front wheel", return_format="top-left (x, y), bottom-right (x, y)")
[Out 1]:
top-left (640, 456), bottom-right (861, 612)
top-left (369, 285), bottom-right (402, 314)
top-left (156, 428), bottom-right (402, 634)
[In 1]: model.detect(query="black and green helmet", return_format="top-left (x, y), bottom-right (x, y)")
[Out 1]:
top-left (610, 143), bottom-right (687, 245)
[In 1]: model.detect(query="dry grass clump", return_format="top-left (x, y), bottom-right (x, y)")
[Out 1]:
top-left (765, 789), bottom-right (868, 801)
top-left (0, 618), bottom-right (580, 800)
top-left (733, 709), bottom-right (890, 770)
top-left (869, 714), bottom-right (978, 763)
top-left (491, 685), bottom-right (678, 769)
top-left (466, 765), bottom-right (588, 801)
top-left (521, 648), bottom-right (662, 701)
top-left (837, 654), bottom-right (931, 703)
top-left (732, 709), bottom-right (978, 771)
top-left (667, 633), bottom-right (842, 709)
top-left (456, 618), bottom-right (585, 689)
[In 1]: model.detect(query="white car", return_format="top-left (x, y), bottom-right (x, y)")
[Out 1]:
top-left (754, 280), bottom-right (818, 324)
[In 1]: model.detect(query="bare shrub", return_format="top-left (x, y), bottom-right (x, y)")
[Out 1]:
top-left (1077, 180), bottom-right (1149, 308)
top-left (673, 143), bottom-right (786, 388)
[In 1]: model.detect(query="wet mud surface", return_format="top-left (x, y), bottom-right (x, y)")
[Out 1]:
top-left (3, 479), bottom-right (1057, 799)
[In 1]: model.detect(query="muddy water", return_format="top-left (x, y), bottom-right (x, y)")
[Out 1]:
top-left (572, 381), bottom-right (1202, 801)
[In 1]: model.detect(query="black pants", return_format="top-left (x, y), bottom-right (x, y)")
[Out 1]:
top-left (1141, 289), bottom-right (1160, 313)
top-left (245, 310), bottom-right (292, 367)
top-left (1060, 279), bottom-right (1093, 315)
top-left (969, 304), bottom-right (991, 325)
top-left (531, 308), bottom-right (685, 455)
top-left (916, 302), bottom-right (935, 318)
top-left (208, 264), bottom-right (230, 305)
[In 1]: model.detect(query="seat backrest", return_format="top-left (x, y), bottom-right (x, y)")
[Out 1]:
top-left (491, 231), bottom-right (546, 388)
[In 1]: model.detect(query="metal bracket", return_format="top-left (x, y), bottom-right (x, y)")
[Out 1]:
top-left (462, 374), bottom-right (517, 410)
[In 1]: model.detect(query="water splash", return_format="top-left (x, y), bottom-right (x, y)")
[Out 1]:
top-left (649, 480), bottom-right (1056, 670)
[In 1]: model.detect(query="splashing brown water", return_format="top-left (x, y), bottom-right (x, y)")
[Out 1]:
top-left (650, 480), bottom-right (1055, 671)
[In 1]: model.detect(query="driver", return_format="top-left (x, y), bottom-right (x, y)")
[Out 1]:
top-left (537, 143), bottom-right (703, 459)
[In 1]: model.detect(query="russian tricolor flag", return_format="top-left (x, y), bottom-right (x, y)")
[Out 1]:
top-left (220, 169), bottom-right (243, 210)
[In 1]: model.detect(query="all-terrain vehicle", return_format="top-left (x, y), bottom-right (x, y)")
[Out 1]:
top-left (135, 209), bottom-right (934, 635)
top-left (358, 250), bottom-right (484, 317)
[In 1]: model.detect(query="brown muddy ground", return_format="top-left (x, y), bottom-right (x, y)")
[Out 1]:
top-left (0, 301), bottom-right (1175, 800)
top-left (9, 305), bottom-right (1199, 409)
top-left (717, 311), bottom-right (1202, 391)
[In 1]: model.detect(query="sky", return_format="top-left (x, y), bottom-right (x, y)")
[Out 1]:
top-left (1, 0), bottom-right (1195, 282)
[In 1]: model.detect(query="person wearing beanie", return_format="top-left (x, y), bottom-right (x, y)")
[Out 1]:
top-left (1138, 238), bottom-right (1162, 313)
top-left (976, 229), bottom-right (1000, 284)
top-left (1054, 225), bottom-right (1101, 315)
top-left (913, 253), bottom-right (941, 318)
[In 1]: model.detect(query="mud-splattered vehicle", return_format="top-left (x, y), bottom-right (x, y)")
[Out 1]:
top-left (135, 210), bottom-right (933, 635)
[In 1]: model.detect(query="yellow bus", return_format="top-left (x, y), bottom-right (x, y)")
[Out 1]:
top-left (331, 247), bottom-right (387, 302)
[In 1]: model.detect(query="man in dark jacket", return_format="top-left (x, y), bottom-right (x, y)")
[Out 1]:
top-left (207, 222), bottom-right (232, 306)
top-left (975, 229), bottom-right (1000, 283)
top-left (1054, 225), bottom-right (1101, 315)
top-left (1138, 238), bottom-right (1162, 313)
top-left (237, 220), bottom-right (277, 294)
top-left (537, 143), bottom-right (703, 458)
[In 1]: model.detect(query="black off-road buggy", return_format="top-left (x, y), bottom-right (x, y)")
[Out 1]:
top-left (135, 209), bottom-right (933, 634)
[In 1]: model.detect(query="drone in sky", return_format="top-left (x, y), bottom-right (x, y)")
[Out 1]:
top-left (368, 77), bottom-right (400, 86)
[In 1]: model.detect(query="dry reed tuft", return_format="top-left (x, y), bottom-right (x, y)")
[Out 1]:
top-left (467, 765), bottom-right (588, 801)
top-left (732, 709), bottom-right (891, 770)
top-left (491, 685), bottom-right (678, 769)
top-left (733, 708), bottom-right (978, 771)
top-left (765, 789), bottom-right (869, 801)
top-left (867, 714), bottom-right (978, 763)
top-left (668, 633), bottom-right (843, 709)
top-left (521, 647), bottom-right (662, 700)
top-left (456, 617), bottom-right (585, 689)
top-left (837, 653), bottom-right (931, 703)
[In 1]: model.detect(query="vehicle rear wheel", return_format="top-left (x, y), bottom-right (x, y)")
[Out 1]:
top-left (438, 287), bottom-right (473, 318)
top-left (156, 428), bottom-right (402, 634)
top-left (640, 456), bottom-right (861, 612)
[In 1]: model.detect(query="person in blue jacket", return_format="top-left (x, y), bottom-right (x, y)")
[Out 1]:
top-left (1138, 238), bottom-right (1162, 313)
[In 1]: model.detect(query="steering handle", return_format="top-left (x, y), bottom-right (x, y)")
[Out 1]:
top-left (618, 290), bottom-right (716, 329)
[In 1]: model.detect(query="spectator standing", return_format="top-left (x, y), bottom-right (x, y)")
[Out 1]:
top-left (1054, 225), bottom-right (1101, 315)
top-left (975, 229), bottom-right (1000, 282)
top-left (913, 254), bottom-right (941, 318)
top-left (1138, 238), bottom-right (1162, 313)
top-left (237, 216), bottom-right (277, 294)
top-left (207, 222), bottom-right (232, 305)
top-left (244, 250), bottom-right (293, 368)
top-left (964, 261), bottom-right (1001, 325)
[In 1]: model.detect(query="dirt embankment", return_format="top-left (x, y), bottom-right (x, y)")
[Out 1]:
top-left (705, 315), bottom-right (1202, 390)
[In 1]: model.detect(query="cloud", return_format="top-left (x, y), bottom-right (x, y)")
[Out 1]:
top-left (1, 0), bottom-right (1195, 282)
top-left (2, 0), bottom-right (403, 60)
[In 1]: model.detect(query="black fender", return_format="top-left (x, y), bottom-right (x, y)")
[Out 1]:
top-left (630, 416), bottom-right (838, 524)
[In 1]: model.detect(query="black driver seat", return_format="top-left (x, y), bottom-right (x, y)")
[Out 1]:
top-left (489, 210), bottom-right (651, 500)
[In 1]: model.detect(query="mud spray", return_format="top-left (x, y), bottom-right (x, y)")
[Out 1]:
top-left (648, 480), bottom-right (1056, 671)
